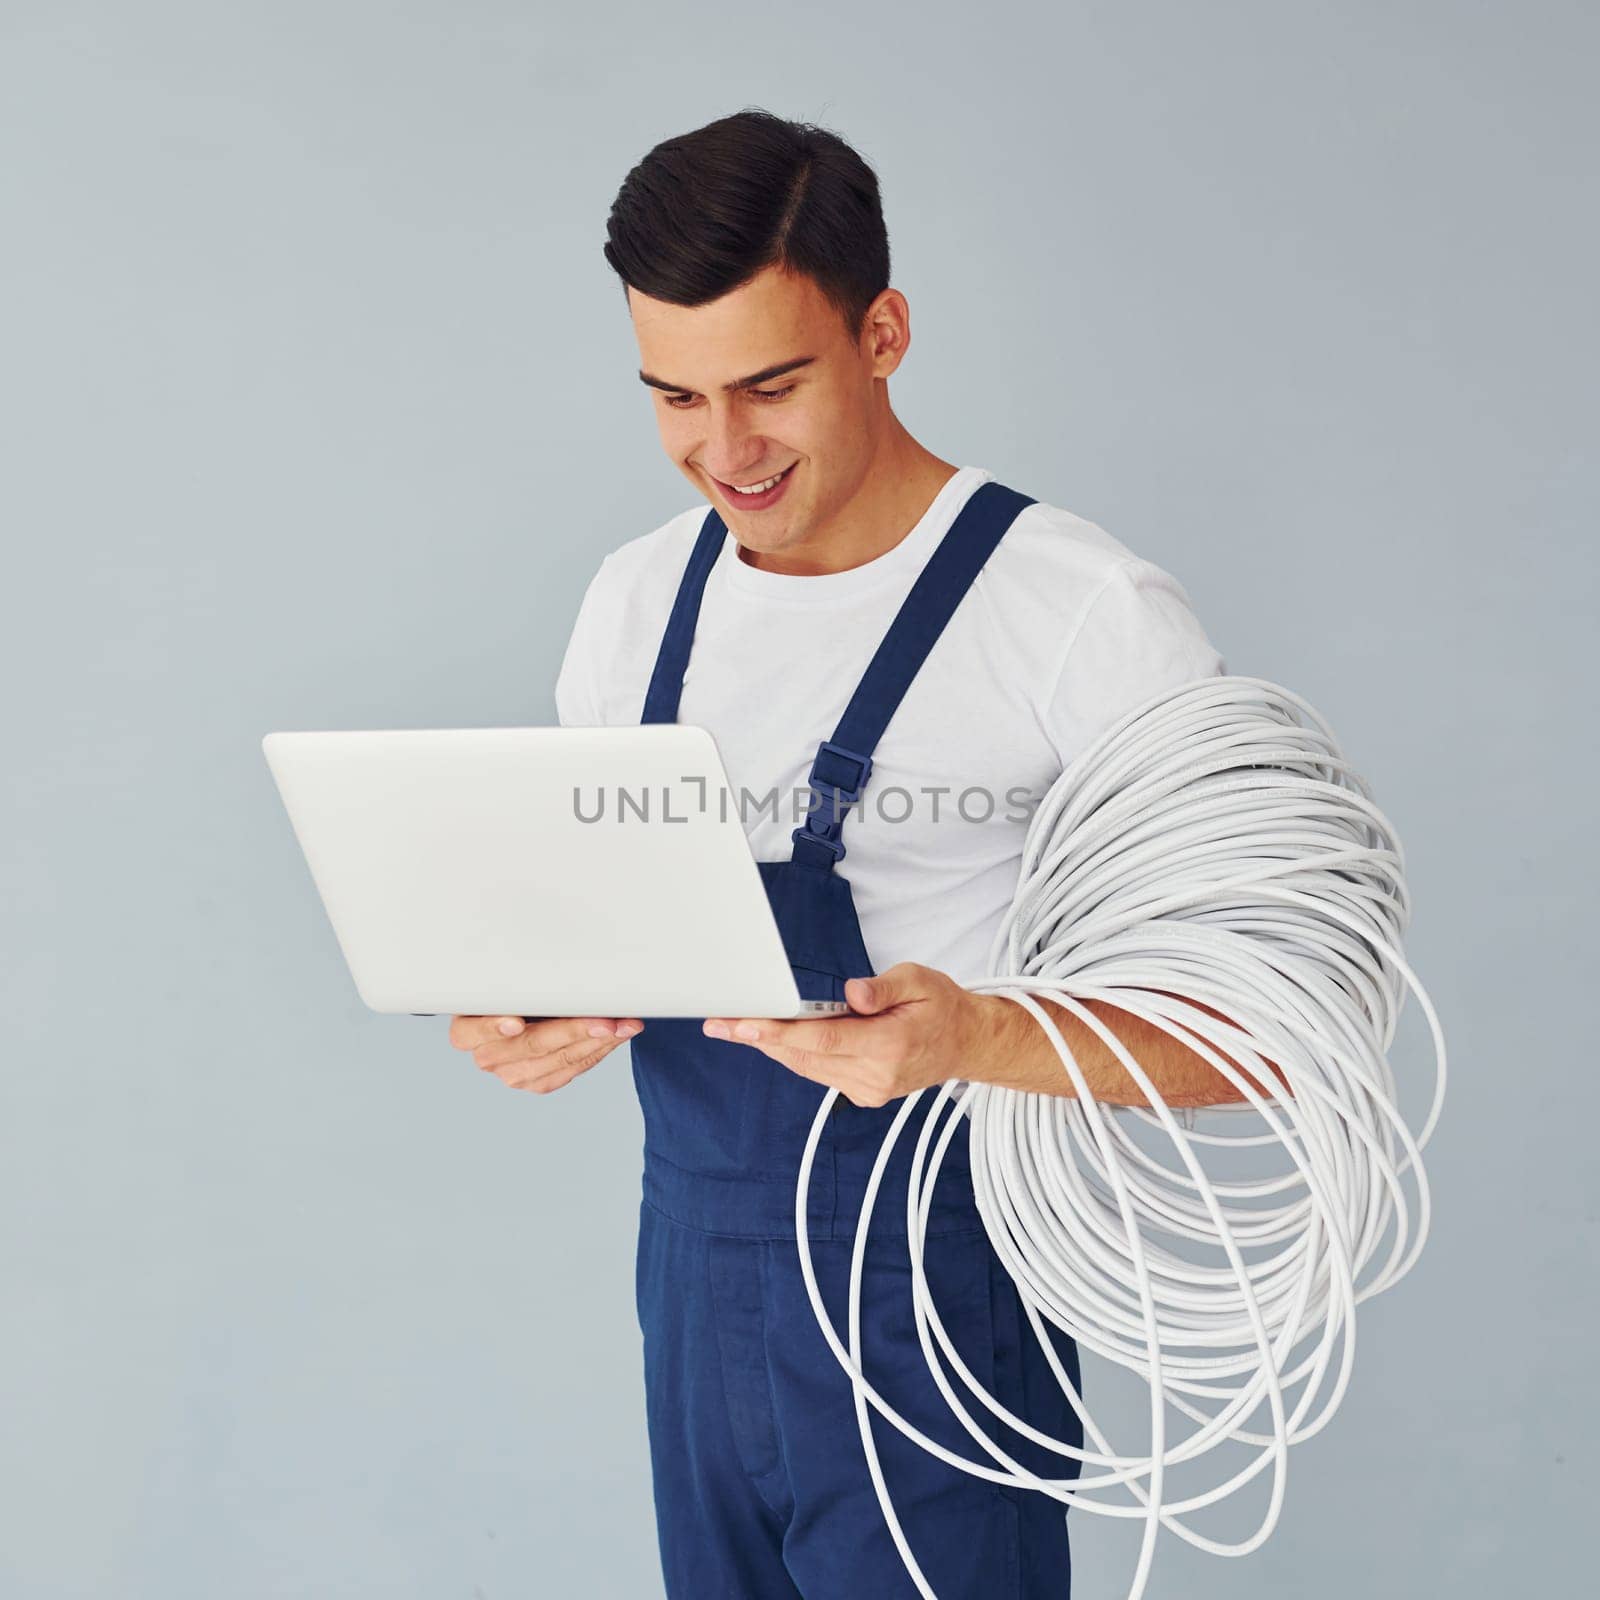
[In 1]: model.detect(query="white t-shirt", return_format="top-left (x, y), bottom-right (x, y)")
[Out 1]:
top-left (555, 465), bottom-right (1227, 985)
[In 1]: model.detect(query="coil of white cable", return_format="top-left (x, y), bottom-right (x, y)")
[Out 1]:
top-left (793, 673), bottom-right (1447, 1600)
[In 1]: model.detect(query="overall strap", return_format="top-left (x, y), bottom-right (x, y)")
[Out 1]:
top-left (790, 481), bottom-right (1036, 871)
top-left (640, 507), bottom-right (727, 725)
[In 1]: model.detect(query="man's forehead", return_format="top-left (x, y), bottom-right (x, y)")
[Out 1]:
top-left (629, 273), bottom-right (831, 390)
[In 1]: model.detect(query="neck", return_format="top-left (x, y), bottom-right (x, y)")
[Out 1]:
top-left (736, 432), bottom-right (961, 578)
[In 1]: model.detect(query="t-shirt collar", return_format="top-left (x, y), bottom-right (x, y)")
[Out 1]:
top-left (714, 465), bottom-right (993, 603)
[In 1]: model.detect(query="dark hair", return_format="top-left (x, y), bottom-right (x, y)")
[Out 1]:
top-left (603, 107), bottom-right (891, 343)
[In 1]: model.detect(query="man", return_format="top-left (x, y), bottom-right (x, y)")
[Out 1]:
top-left (452, 108), bottom-right (1262, 1598)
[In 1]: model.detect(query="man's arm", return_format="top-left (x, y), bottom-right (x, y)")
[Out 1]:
top-left (959, 988), bottom-right (1290, 1107)
top-left (705, 966), bottom-right (1290, 1112)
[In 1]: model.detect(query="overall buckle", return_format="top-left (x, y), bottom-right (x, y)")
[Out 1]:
top-left (790, 740), bottom-right (875, 862)
top-left (810, 739), bottom-right (873, 804)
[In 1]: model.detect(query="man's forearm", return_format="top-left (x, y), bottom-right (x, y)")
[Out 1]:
top-left (960, 989), bottom-right (1289, 1107)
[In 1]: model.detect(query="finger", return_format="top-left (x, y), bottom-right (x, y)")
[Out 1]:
top-left (453, 1013), bottom-right (642, 1052)
top-left (844, 964), bottom-right (929, 1015)
top-left (773, 1050), bottom-right (877, 1106)
top-left (772, 1046), bottom-right (818, 1081)
top-left (582, 1018), bottom-right (645, 1041)
top-left (704, 1016), bottom-right (852, 1057)
top-left (478, 1027), bottom-right (625, 1075)
top-left (450, 1014), bottom-right (531, 1050)
top-left (471, 1017), bottom-right (634, 1069)
top-left (760, 1048), bottom-right (881, 1105)
top-left (498, 1038), bottom-right (615, 1093)
top-left (742, 1038), bottom-right (838, 1087)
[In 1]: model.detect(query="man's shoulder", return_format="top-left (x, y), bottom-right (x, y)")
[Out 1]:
top-left (993, 486), bottom-right (1153, 594)
top-left (982, 484), bottom-right (1220, 687)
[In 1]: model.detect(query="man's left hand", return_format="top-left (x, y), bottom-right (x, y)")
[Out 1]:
top-left (702, 961), bottom-right (992, 1108)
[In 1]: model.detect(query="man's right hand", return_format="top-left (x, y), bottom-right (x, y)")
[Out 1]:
top-left (449, 1013), bottom-right (645, 1095)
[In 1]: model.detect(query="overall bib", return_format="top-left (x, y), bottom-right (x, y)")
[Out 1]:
top-left (631, 481), bottom-right (1085, 1599)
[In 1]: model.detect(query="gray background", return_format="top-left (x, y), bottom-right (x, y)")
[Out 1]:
top-left (2, 1), bottom-right (1593, 1595)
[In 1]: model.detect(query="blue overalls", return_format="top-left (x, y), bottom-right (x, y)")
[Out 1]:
top-left (631, 480), bottom-right (1085, 1598)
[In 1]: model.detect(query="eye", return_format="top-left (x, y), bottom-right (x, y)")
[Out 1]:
top-left (662, 384), bottom-right (796, 410)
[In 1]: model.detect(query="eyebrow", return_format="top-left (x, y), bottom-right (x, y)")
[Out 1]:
top-left (637, 355), bottom-right (817, 396)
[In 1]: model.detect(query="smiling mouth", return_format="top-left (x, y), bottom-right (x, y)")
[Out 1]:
top-left (712, 463), bottom-right (796, 496)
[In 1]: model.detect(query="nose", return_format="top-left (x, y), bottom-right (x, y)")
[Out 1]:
top-left (697, 403), bottom-right (767, 483)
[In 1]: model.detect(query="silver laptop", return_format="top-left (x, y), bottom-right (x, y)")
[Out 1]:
top-left (262, 724), bottom-right (851, 1019)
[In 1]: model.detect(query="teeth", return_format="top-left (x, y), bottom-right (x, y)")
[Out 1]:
top-left (731, 467), bottom-right (788, 494)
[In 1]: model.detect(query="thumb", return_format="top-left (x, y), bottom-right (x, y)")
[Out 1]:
top-left (846, 966), bottom-right (913, 1013)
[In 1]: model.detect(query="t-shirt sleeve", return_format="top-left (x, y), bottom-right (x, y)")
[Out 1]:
top-left (1046, 556), bottom-right (1227, 764)
top-left (553, 555), bottom-right (615, 729)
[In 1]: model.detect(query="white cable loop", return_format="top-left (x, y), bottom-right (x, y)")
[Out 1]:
top-left (791, 674), bottom-right (1447, 1600)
